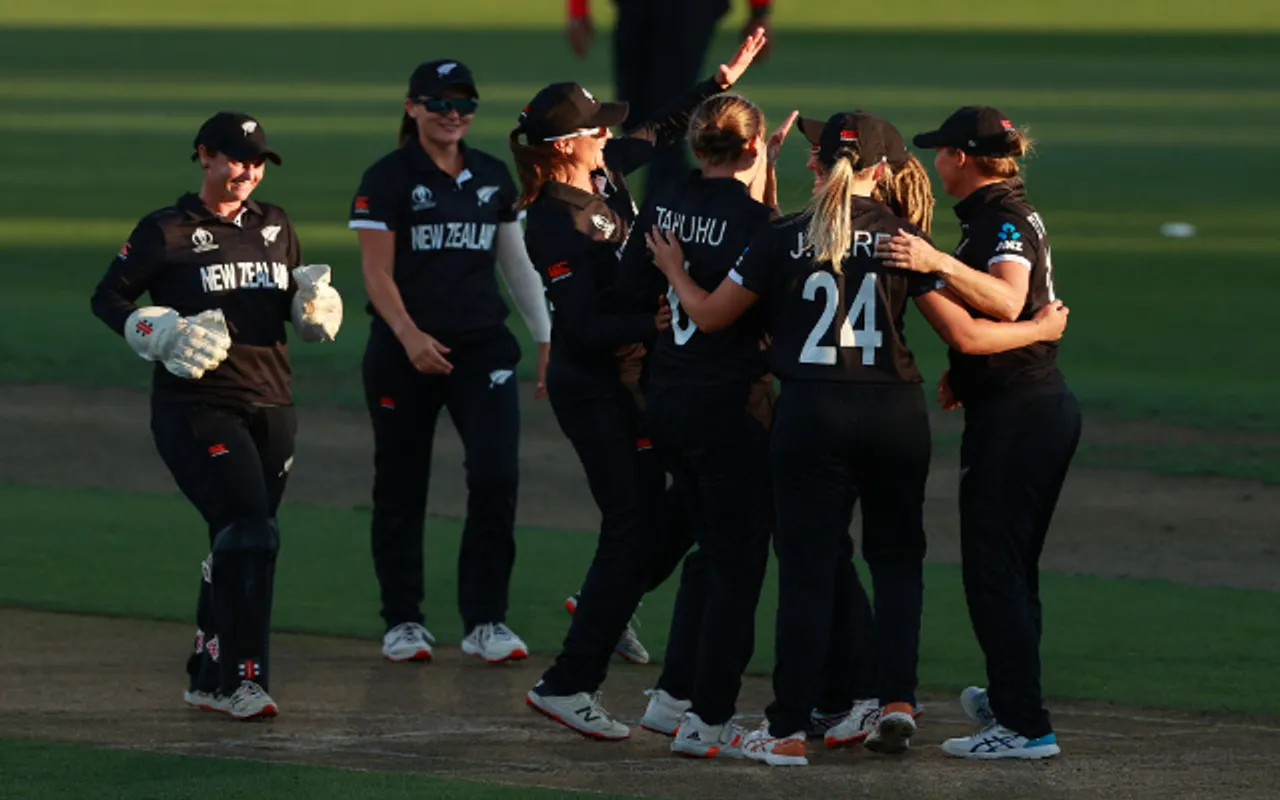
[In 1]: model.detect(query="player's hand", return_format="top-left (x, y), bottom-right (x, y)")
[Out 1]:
top-left (125, 306), bottom-right (231, 380)
top-left (767, 110), bottom-right (798, 165)
top-left (716, 26), bottom-right (768, 88)
top-left (937, 369), bottom-right (962, 411)
top-left (655, 294), bottom-right (672, 332)
top-left (1033, 300), bottom-right (1070, 341)
top-left (567, 16), bottom-right (594, 58)
top-left (880, 229), bottom-right (943, 273)
top-left (740, 16), bottom-right (773, 63)
top-left (534, 341), bottom-right (550, 399)
top-left (645, 225), bottom-right (686, 279)
top-left (291, 264), bottom-right (343, 343)
top-left (399, 327), bottom-right (453, 374)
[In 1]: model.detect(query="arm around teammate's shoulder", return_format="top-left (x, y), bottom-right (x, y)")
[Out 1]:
top-left (883, 224), bottom-right (1026, 322)
top-left (915, 287), bottom-right (1067, 355)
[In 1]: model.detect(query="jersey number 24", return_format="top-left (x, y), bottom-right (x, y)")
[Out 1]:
top-left (800, 272), bottom-right (882, 366)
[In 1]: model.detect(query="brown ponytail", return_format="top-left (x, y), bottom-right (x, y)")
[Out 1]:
top-left (510, 128), bottom-right (572, 209)
top-left (971, 128), bottom-right (1034, 179)
top-left (686, 94), bottom-right (764, 167)
top-left (874, 155), bottom-right (935, 235)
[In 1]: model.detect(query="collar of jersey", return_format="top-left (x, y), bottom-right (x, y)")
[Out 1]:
top-left (177, 192), bottom-right (263, 224)
top-left (402, 138), bottom-right (476, 186)
top-left (952, 177), bottom-right (1026, 221)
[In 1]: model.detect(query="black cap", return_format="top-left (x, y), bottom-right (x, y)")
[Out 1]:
top-left (516, 82), bottom-right (628, 144)
top-left (912, 106), bottom-right (1018, 156)
top-left (409, 59), bottom-right (478, 99)
top-left (191, 111), bottom-right (281, 165)
top-left (797, 111), bottom-right (909, 171)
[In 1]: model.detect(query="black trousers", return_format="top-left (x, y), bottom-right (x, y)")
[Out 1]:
top-left (960, 388), bottom-right (1081, 739)
top-left (538, 358), bottom-right (693, 695)
top-left (766, 382), bottom-right (930, 737)
top-left (648, 381), bottom-right (773, 725)
top-left (363, 322), bottom-right (520, 635)
top-left (613, 0), bottom-right (729, 197)
top-left (151, 399), bottom-right (296, 696)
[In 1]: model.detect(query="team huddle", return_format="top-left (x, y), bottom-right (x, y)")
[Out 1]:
top-left (89, 27), bottom-right (1079, 768)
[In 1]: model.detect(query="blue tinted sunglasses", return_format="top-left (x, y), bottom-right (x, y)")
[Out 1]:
top-left (414, 97), bottom-right (479, 116)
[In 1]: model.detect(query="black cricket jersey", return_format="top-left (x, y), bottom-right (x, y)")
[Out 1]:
top-left (731, 198), bottom-right (942, 384)
top-left (946, 178), bottom-right (1063, 403)
top-left (616, 172), bottom-right (772, 386)
top-left (526, 78), bottom-right (725, 375)
top-left (348, 140), bottom-right (519, 339)
top-left (90, 193), bottom-right (302, 406)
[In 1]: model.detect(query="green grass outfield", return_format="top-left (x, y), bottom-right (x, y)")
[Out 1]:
top-left (1, 22), bottom-right (1279, 442)
top-left (2, 483), bottom-right (1276, 717)
top-left (0, 738), bottom-right (637, 800)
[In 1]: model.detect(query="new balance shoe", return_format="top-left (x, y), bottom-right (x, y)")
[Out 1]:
top-left (960, 686), bottom-right (997, 727)
top-left (526, 684), bottom-right (630, 740)
top-left (671, 712), bottom-right (746, 759)
top-left (864, 702), bottom-right (916, 755)
top-left (640, 688), bottom-right (691, 736)
top-left (942, 724), bottom-right (1061, 760)
top-left (565, 593), bottom-right (651, 665)
top-left (462, 622), bottom-right (529, 663)
top-left (741, 722), bottom-right (808, 766)
top-left (382, 622), bottom-right (435, 663)
top-left (182, 689), bottom-right (218, 712)
top-left (218, 681), bottom-right (278, 721)
top-left (824, 699), bottom-right (880, 748)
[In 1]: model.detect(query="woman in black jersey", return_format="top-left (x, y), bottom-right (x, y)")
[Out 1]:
top-left (650, 110), bottom-right (1068, 766)
top-left (349, 59), bottom-right (552, 666)
top-left (90, 111), bottom-right (344, 720)
top-left (512, 30), bottom-right (767, 741)
top-left (883, 106), bottom-right (1080, 760)
top-left (610, 93), bottom-right (789, 757)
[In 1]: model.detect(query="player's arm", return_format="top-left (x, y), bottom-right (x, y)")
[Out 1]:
top-left (915, 288), bottom-right (1067, 355)
top-left (566, 0), bottom-right (593, 57)
top-left (90, 219), bottom-right (167, 336)
top-left (612, 199), bottom-right (668, 309)
top-left (882, 227), bottom-right (1027, 322)
top-left (646, 226), bottom-right (758, 333)
top-left (541, 247), bottom-right (660, 350)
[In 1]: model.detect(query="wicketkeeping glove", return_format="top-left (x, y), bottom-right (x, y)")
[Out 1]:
top-left (124, 306), bottom-right (232, 380)
top-left (291, 264), bottom-right (343, 343)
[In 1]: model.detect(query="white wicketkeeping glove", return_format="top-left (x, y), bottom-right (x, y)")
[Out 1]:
top-left (291, 264), bottom-right (343, 343)
top-left (124, 306), bottom-right (232, 380)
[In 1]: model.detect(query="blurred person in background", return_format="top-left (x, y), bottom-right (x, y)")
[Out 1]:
top-left (566, 0), bottom-right (774, 197)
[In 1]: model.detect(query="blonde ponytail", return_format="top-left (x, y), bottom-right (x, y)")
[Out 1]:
top-left (805, 157), bottom-right (859, 272)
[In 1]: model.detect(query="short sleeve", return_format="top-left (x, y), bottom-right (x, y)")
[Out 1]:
top-left (349, 164), bottom-right (397, 232)
top-left (728, 226), bottom-right (780, 297)
top-left (967, 212), bottom-right (1039, 272)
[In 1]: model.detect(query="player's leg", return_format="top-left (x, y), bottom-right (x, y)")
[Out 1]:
top-left (150, 402), bottom-right (279, 720)
top-left (946, 391), bottom-right (1080, 758)
top-left (744, 383), bottom-right (855, 766)
top-left (363, 328), bottom-right (445, 660)
top-left (443, 328), bottom-right (524, 661)
top-left (814, 531), bottom-right (882, 747)
top-left (856, 384), bottom-right (931, 754)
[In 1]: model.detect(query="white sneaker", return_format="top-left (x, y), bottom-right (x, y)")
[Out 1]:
top-left (461, 622), bottom-right (529, 663)
top-left (640, 688), bottom-right (691, 736)
top-left (824, 699), bottom-right (880, 748)
top-left (671, 712), bottom-right (747, 759)
top-left (807, 709), bottom-right (849, 738)
top-left (183, 689), bottom-right (218, 712)
top-left (382, 622), bottom-right (435, 663)
top-left (864, 704), bottom-right (916, 755)
top-left (741, 722), bottom-right (808, 766)
top-left (565, 593), bottom-right (651, 665)
top-left (526, 684), bottom-right (630, 740)
top-left (942, 723), bottom-right (1061, 760)
top-left (960, 686), bottom-right (997, 727)
top-left (218, 681), bottom-right (278, 721)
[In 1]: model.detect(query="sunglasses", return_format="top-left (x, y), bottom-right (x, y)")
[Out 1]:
top-left (543, 126), bottom-right (608, 142)
top-left (414, 97), bottom-right (479, 116)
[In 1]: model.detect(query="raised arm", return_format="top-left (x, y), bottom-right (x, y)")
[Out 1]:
top-left (646, 226), bottom-right (758, 333)
top-left (915, 288), bottom-right (1067, 355)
